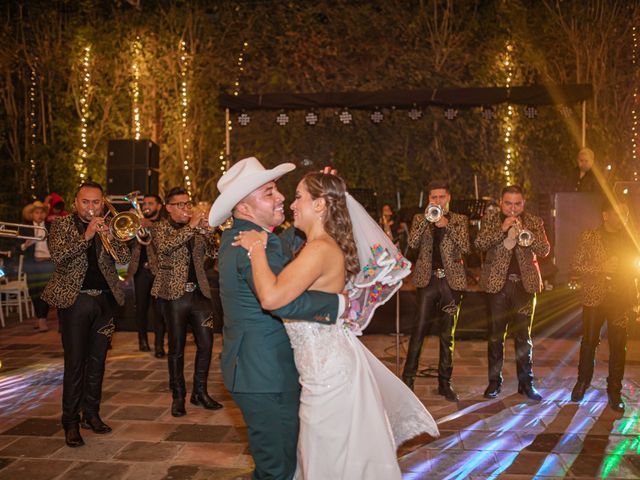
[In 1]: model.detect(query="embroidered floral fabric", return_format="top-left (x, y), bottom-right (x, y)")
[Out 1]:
top-left (344, 193), bottom-right (412, 334)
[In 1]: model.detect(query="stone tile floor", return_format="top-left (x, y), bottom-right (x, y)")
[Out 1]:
top-left (0, 313), bottom-right (638, 479)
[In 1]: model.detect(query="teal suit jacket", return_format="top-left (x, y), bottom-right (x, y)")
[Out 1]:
top-left (218, 218), bottom-right (340, 393)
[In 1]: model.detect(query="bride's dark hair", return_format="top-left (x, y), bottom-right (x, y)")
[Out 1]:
top-left (302, 172), bottom-right (360, 278)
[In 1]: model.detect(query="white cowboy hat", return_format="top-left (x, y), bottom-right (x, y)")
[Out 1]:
top-left (208, 157), bottom-right (295, 227)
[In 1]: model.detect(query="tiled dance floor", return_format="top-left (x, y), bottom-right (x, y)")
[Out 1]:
top-left (0, 312), bottom-right (638, 479)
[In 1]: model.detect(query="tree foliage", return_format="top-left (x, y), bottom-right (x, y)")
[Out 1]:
top-left (0, 0), bottom-right (637, 221)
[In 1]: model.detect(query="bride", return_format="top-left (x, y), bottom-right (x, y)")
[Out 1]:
top-left (234, 172), bottom-right (438, 479)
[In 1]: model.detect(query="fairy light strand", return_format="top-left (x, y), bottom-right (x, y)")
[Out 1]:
top-left (632, 26), bottom-right (638, 182)
top-left (179, 40), bottom-right (193, 193)
top-left (131, 36), bottom-right (142, 140)
top-left (500, 41), bottom-right (517, 185)
top-left (220, 41), bottom-right (248, 174)
top-left (76, 45), bottom-right (91, 183)
top-left (29, 66), bottom-right (37, 198)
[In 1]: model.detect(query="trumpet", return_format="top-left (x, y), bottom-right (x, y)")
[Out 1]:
top-left (425, 204), bottom-right (444, 223)
top-left (123, 191), bottom-right (152, 245)
top-left (503, 214), bottom-right (534, 249)
top-left (191, 202), bottom-right (216, 235)
top-left (89, 197), bottom-right (140, 260)
top-left (513, 217), bottom-right (534, 247)
top-left (0, 221), bottom-right (48, 241)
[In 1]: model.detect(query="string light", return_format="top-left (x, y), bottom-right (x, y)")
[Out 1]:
top-left (28, 66), bottom-right (37, 199)
top-left (131, 36), bottom-right (142, 140)
top-left (632, 26), bottom-right (638, 181)
top-left (499, 41), bottom-right (518, 185)
top-left (179, 39), bottom-right (193, 193)
top-left (222, 41), bottom-right (249, 173)
top-left (76, 45), bottom-right (91, 183)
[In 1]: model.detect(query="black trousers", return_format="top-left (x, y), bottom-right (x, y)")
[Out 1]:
top-left (403, 277), bottom-right (462, 382)
top-left (134, 266), bottom-right (165, 349)
top-left (59, 292), bottom-right (116, 428)
top-left (161, 290), bottom-right (214, 398)
top-left (577, 303), bottom-right (628, 394)
top-left (487, 279), bottom-right (536, 385)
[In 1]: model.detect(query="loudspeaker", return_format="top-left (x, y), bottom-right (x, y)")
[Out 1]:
top-left (106, 139), bottom-right (159, 195)
top-left (553, 192), bottom-right (602, 283)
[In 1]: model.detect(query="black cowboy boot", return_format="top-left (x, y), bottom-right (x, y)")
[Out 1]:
top-left (64, 424), bottom-right (85, 448)
top-left (438, 379), bottom-right (459, 402)
top-left (80, 414), bottom-right (112, 434)
top-left (138, 333), bottom-right (151, 352)
top-left (518, 382), bottom-right (543, 401)
top-left (190, 390), bottom-right (223, 410)
top-left (484, 381), bottom-right (502, 399)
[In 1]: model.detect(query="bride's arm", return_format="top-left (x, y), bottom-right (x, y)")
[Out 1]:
top-left (235, 230), bottom-right (327, 310)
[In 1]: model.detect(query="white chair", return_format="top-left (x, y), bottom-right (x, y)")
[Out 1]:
top-left (0, 255), bottom-right (33, 323)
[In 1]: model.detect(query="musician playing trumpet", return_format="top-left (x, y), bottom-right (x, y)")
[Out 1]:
top-left (475, 185), bottom-right (550, 401)
top-left (42, 181), bottom-right (131, 448)
top-left (151, 187), bottom-right (222, 417)
top-left (402, 180), bottom-right (470, 401)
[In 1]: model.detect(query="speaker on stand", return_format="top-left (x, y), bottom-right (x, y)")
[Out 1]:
top-left (106, 139), bottom-right (159, 196)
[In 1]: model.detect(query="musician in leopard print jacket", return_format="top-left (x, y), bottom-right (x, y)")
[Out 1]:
top-left (401, 180), bottom-right (470, 402)
top-left (151, 187), bottom-right (222, 417)
top-left (569, 201), bottom-right (638, 412)
top-left (42, 182), bottom-right (131, 448)
top-left (474, 185), bottom-right (550, 402)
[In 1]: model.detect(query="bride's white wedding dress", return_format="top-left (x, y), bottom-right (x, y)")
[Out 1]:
top-left (284, 319), bottom-right (438, 480)
top-left (284, 193), bottom-right (439, 480)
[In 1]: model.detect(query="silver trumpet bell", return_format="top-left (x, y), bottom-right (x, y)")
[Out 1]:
top-left (425, 204), bottom-right (444, 223)
top-left (514, 217), bottom-right (534, 247)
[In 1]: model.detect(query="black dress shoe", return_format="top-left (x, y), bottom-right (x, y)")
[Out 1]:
top-left (65, 425), bottom-right (85, 448)
top-left (438, 382), bottom-right (459, 402)
top-left (190, 392), bottom-right (223, 410)
top-left (518, 383), bottom-right (543, 401)
top-left (571, 381), bottom-right (589, 402)
top-left (80, 415), bottom-right (112, 434)
top-left (171, 397), bottom-right (187, 417)
top-left (402, 375), bottom-right (415, 391)
top-left (608, 391), bottom-right (625, 412)
top-left (154, 348), bottom-right (165, 359)
top-left (483, 381), bottom-right (501, 399)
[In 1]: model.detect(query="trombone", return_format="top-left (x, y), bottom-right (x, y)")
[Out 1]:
top-left (89, 197), bottom-right (141, 260)
top-left (0, 221), bottom-right (48, 241)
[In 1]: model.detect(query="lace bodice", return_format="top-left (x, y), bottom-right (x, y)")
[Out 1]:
top-left (283, 320), bottom-right (354, 393)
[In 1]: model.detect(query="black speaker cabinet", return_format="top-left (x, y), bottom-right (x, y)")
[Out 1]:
top-left (107, 139), bottom-right (159, 195)
top-left (553, 192), bottom-right (602, 283)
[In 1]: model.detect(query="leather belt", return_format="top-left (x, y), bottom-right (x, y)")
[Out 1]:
top-left (185, 282), bottom-right (197, 292)
top-left (432, 268), bottom-right (446, 279)
top-left (507, 274), bottom-right (521, 282)
top-left (79, 289), bottom-right (104, 296)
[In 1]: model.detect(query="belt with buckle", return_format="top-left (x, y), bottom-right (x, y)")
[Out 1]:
top-left (507, 274), bottom-right (521, 282)
top-left (79, 289), bottom-right (103, 296)
top-left (185, 282), bottom-right (197, 293)
top-left (433, 268), bottom-right (446, 279)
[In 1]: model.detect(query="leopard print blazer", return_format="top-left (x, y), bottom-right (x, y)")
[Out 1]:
top-left (408, 212), bottom-right (471, 290)
top-left (42, 214), bottom-right (131, 308)
top-left (151, 219), bottom-right (217, 301)
top-left (474, 210), bottom-right (550, 294)
top-left (571, 227), bottom-right (638, 314)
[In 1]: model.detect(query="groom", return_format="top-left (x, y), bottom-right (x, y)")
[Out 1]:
top-left (208, 157), bottom-right (346, 480)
